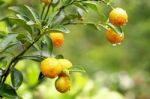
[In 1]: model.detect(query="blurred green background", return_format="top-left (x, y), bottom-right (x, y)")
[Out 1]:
top-left (0, 0), bottom-right (150, 99)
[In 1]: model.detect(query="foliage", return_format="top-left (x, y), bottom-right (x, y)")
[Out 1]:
top-left (1, 0), bottom-right (148, 97)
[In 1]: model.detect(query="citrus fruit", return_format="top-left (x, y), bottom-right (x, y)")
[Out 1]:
top-left (49, 32), bottom-right (64, 47)
top-left (40, 58), bottom-right (62, 78)
top-left (109, 8), bottom-right (128, 26)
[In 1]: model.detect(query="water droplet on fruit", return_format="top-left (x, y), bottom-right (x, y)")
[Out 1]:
top-left (118, 43), bottom-right (121, 45)
top-left (112, 44), bottom-right (117, 46)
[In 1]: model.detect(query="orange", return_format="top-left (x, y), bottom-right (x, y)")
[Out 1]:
top-left (55, 75), bottom-right (71, 93)
top-left (40, 0), bottom-right (51, 5)
top-left (106, 28), bottom-right (124, 44)
top-left (109, 8), bottom-right (128, 26)
top-left (40, 58), bottom-right (62, 78)
top-left (58, 59), bottom-right (72, 70)
top-left (49, 32), bottom-right (64, 47)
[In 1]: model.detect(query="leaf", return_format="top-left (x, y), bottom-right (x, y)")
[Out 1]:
top-left (55, 54), bottom-right (64, 59)
top-left (24, 5), bottom-right (41, 24)
top-left (50, 25), bottom-right (70, 33)
top-left (7, 17), bottom-right (33, 33)
top-left (9, 5), bottom-right (39, 22)
top-left (51, 10), bottom-right (65, 26)
top-left (11, 68), bottom-right (23, 90)
top-left (26, 32), bottom-right (40, 50)
top-left (0, 1), bottom-right (5, 6)
top-left (62, 0), bottom-right (73, 5)
top-left (45, 36), bottom-right (53, 55)
top-left (52, 0), bottom-right (60, 7)
top-left (0, 34), bottom-right (17, 52)
top-left (0, 60), bottom-right (7, 68)
top-left (107, 23), bottom-right (124, 34)
top-left (0, 68), bottom-right (4, 77)
top-left (96, 6), bottom-right (107, 23)
top-left (38, 72), bottom-right (45, 81)
top-left (9, 5), bottom-right (41, 28)
top-left (108, 0), bottom-right (114, 4)
top-left (83, 1), bottom-right (97, 11)
top-left (9, 6), bottom-right (27, 17)
top-left (74, 2), bottom-right (88, 13)
top-left (69, 67), bottom-right (86, 73)
top-left (18, 56), bottom-right (45, 62)
top-left (0, 31), bottom-right (7, 38)
top-left (0, 83), bottom-right (18, 98)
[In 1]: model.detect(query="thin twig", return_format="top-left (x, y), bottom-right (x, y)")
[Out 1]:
top-left (43, 1), bottom-right (52, 20)
top-left (41, 4), bottom-right (46, 19)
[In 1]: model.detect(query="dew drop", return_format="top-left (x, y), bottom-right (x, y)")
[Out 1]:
top-left (117, 43), bottom-right (121, 45)
top-left (112, 44), bottom-right (117, 46)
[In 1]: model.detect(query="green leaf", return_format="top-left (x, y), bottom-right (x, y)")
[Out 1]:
top-left (0, 59), bottom-right (7, 68)
top-left (74, 2), bottom-right (88, 13)
top-left (62, 0), bottom-right (73, 5)
top-left (26, 32), bottom-right (40, 50)
top-left (7, 17), bottom-right (33, 33)
top-left (51, 10), bottom-right (65, 26)
top-left (107, 23), bottom-right (124, 35)
top-left (0, 83), bottom-right (18, 98)
top-left (52, 0), bottom-right (60, 7)
top-left (96, 6), bottom-right (107, 23)
top-left (0, 34), bottom-right (17, 52)
top-left (18, 56), bottom-right (45, 62)
top-left (51, 25), bottom-right (70, 33)
top-left (9, 5), bottom-right (41, 27)
top-left (38, 72), bottom-right (45, 81)
top-left (0, 31), bottom-right (7, 38)
top-left (45, 36), bottom-right (53, 55)
top-left (55, 54), bottom-right (64, 59)
top-left (108, 0), bottom-right (114, 4)
top-left (69, 67), bottom-right (86, 73)
top-left (24, 5), bottom-right (40, 24)
top-left (0, 68), bottom-right (4, 77)
top-left (0, 1), bottom-right (5, 6)
top-left (9, 6), bottom-right (28, 17)
top-left (83, 1), bottom-right (97, 11)
top-left (11, 68), bottom-right (23, 90)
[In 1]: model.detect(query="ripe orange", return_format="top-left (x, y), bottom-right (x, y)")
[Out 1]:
top-left (55, 75), bottom-right (71, 93)
top-left (49, 32), bottom-right (64, 47)
top-left (40, 0), bottom-right (51, 5)
top-left (109, 8), bottom-right (128, 26)
top-left (105, 28), bottom-right (124, 44)
top-left (58, 59), bottom-right (72, 70)
top-left (40, 58), bottom-right (62, 78)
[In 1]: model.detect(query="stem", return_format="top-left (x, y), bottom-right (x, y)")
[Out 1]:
top-left (63, 22), bottom-right (108, 30)
top-left (54, 0), bottom-right (82, 17)
top-left (1, 32), bottom-right (44, 83)
top-left (41, 4), bottom-right (46, 19)
top-left (99, 0), bottom-right (114, 9)
top-left (43, 0), bottom-right (52, 20)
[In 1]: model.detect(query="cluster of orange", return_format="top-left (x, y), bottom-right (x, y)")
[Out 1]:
top-left (40, 0), bottom-right (68, 92)
top-left (41, 57), bottom-right (72, 93)
top-left (40, 0), bottom-right (128, 93)
top-left (106, 8), bottom-right (128, 45)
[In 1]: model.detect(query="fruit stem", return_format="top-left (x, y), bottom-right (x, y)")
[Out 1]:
top-left (63, 22), bottom-right (108, 30)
